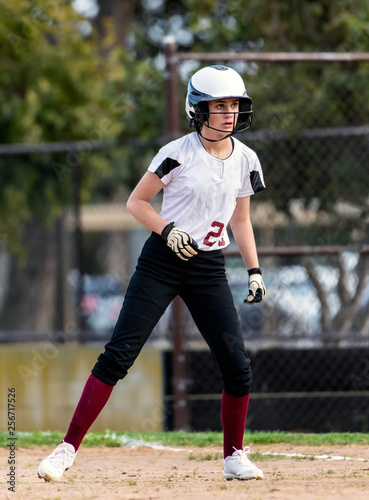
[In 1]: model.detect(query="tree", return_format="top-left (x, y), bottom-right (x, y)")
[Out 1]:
top-left (1, 0), bottom-right (368, 336)
top-left (0, 0), bottom-right (124, 330)
top-left (304, 252), bottom-right (369, 342)
top-left (96, 0), bottom-right (137, 47)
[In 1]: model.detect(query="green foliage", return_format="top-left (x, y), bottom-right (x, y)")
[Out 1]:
top-left (103, 55), bottom-right (165, 188)
top-left (0, 1), bottom-right (124, 249)
top-left (130, 0), bottom-right (369, 55)
top-left (2, 1), bottom-right (116, 143)
top-left (0, 1), bottom-right (171, 251)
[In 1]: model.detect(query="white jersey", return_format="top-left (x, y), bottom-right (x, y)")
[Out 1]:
top-left (148, 132), bottom-right (265, 251)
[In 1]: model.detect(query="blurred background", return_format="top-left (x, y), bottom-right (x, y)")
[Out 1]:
top-left (0, 0), bottom-right (368, 434)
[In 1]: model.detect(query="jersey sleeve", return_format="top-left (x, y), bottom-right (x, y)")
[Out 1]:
top-left (238, 150), bottom-right (266, 197)
top-left (147, 141), bottom-right (182, 185)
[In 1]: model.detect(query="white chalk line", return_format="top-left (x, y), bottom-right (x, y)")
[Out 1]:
top-left (261, 451), bottom-right (369, 462)
top-left (115, 438), bottom-right (369, 462)
top-left (115, 433), bottom-right (194, 452)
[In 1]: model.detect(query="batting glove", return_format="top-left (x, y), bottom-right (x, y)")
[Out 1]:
top-left (244, 268), bottom-right (266, 304)
top-left (161, 222), bottom-right (199, 261)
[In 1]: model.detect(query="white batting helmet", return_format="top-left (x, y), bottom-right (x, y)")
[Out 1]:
top-left (185, 65), bottom-right (253, 137)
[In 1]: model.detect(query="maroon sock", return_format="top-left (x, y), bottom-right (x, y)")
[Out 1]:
top-left (221, 390), bottom-right (250, 458)
top-left (64, 373), bottom-right (114, 451)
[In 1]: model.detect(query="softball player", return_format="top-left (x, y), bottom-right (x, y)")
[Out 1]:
top-left (38, 65), bottom-right (266, 482)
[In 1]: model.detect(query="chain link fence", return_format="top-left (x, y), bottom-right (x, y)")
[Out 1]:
top-left (1, 52), bottom-right (369, 431)
top-left (163, 347), bottom-right (369, 433)
top-left (159, 51), bottom-right (369, 432)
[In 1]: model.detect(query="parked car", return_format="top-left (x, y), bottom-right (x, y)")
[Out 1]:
top-left (69, 251), bottom-right (369, 341)
top-left (69, 271), bottom-right (125, 333)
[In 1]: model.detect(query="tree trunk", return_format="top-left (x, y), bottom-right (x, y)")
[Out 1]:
top-left (0, 219), bottom-right (57, 332)
top-left (96, 0), bottom-right (137, 46)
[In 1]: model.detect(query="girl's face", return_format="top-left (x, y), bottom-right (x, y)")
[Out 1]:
top-left (203, 98), bottom-right (239, 139)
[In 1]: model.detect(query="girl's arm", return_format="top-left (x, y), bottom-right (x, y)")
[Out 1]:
top-left (230, 196), bottom-right (266, 303)
top-left (230, 196), bottom-right (260, 270)
top-left (126, 172), bottom-right (169, 235)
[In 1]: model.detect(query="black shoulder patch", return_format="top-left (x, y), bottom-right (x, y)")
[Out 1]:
top-left (250, 171), bottom-right (265, 193)
top-left (154, 157), bottom-right (181, 179)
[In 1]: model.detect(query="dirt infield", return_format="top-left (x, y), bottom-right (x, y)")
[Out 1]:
top-left (2, 444), bottom-right (369, 499)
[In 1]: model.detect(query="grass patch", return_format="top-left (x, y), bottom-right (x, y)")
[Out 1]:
top-left (249, 451), bottom-right (285, 461)
top-left (244, 430), bottom-right (369, 447)
top-left (1, 430), bottom-right (369, 449)
top-left (293, 454), bottom-right (316, 461)
top-left (189, 453), bottom-right (220, 461)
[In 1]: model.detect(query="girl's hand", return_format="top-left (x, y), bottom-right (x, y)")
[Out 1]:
top-left (244, 268), bottom-right (266, 304)
top-left (161, 223), bottom-right (198, 261)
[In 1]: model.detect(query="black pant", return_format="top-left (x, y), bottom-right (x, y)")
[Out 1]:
top-left (92, 232), bottom-right (252, 397)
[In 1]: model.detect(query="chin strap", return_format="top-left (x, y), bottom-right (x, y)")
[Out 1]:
top-left (192, 112), bottom-right (252, 142)
top-left (197, 128), bottom-right (233, 143)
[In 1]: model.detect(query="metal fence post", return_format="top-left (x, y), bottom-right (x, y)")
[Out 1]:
top-left (54, 211), bottom-right (67, 331)
top-left (163, 35), bottom-right (181, 140)
top-left (72, 163), bottom-right (86, 337)
top-left (163, 36), bottom-right (190, 431)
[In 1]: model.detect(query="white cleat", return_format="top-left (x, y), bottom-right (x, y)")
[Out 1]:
top-left (38, 441), bottom-right (77, 482)
top-left (223, 446), bottom-right (264, 480)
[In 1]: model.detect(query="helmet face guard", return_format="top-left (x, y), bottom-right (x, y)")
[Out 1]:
top-left (194, 99), bottom-right (253, 136)
top-left (186, 65), bottom-right (253, 142)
